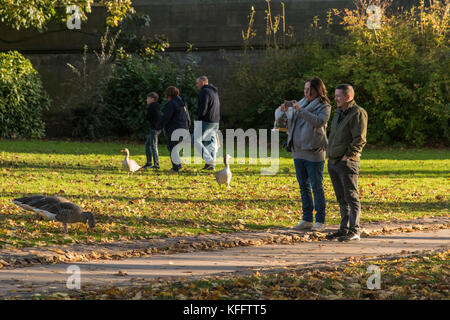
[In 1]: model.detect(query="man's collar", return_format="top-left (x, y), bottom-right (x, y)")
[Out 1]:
top-left (339, 100), bottom-right (356, 113)
top-left (348, 100), bottom-right (356, 108)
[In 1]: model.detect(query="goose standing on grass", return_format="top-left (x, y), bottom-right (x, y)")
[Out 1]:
top-left (12, 195), bottom-right (96, 233)
top-left (215, 154), bottom-right (232, 188)
top-left (121, 148), bottom-right (141, 173)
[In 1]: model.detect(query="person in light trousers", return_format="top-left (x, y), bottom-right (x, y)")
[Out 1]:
top-left (193, 76), bottom-right (220, 170)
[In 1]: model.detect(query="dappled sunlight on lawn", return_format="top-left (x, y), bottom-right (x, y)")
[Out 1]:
top-left (0, 140), bottom-right (448, 248)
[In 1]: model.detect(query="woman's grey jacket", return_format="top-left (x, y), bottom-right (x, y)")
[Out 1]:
top-left (275, 97), bottom-right (331, 162)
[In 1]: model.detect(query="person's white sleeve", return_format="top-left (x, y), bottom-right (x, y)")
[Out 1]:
top-left (275, 106), bottom-right (284, 120)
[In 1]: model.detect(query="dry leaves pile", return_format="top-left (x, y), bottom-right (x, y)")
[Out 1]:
top-left (38, 250), bottom-right (449, 300)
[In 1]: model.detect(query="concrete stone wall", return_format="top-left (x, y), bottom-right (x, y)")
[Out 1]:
top-left (0, 1), bottom-right (355, 51)
top-left (0, 0), bottom-right (417, 136)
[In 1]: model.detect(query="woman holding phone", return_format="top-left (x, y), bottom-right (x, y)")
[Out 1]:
top-left (275, 77), bottom-right (331, 231)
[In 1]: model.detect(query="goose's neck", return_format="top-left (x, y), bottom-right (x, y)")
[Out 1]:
top-left (224, 157), bottom-right (231, 168)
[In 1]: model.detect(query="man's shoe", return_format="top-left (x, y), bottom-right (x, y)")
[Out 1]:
top-left (292, 220), bottom-right (313, 231)
top-left (338, 232), bottom-right (360, 242)
top-left (150, 165), bottom-right (160, 170)
top-left (202, 163), bottom-right (215, 170)
top-left (311, 222), bottom-right (325, 231)
top-left (326, 229), bottom-right (348, 240)
top-left (142, 164), bottom-right (153, 169)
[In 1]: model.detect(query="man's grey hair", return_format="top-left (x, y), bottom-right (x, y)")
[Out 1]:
top-left (335, 84), bottom-right (355, 100)
top-left (197, 76), bottom-right (208, 83)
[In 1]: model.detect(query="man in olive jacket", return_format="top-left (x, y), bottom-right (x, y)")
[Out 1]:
top-left (326, 84), bottom-right (368, 242)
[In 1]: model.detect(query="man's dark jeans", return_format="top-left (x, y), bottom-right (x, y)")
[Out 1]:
top-left (145, 129), bottom-right (160, 167)
top-left (294, 159), bottom-right (326, 224)
top-left (328, 159), bottom-right (361, 234)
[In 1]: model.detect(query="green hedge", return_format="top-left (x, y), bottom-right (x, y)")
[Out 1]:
top-left (101, 56), bottom-right (198, 139)
top-left (0, 51), bottom-right (51, 139)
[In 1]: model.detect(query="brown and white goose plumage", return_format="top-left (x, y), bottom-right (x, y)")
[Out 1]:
top-left (12, 195), bottom-right (95, 233)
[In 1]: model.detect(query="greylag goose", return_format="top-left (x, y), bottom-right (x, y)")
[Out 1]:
top-left (120, 148), bottom-right (141, 173)
top-left (215, 154), bottom-right (232, 187)
top-left (12, 195), bottom-right (96, 233)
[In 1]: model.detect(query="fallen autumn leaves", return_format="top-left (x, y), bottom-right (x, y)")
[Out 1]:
top-left (1, 140), bottom-right (449, 250)
top-left (33, 250), bottom-right (449, 300)
top-left (1, 218), bottom-right (448, 270)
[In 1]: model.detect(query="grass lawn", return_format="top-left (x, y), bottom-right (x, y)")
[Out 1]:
top-left (0, 139), bottom-right (448, 248)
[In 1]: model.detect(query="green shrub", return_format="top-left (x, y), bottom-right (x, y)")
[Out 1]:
top-left (65, 37), bottom-right (117, 140)
top-left (223, 43), bottom-right (336, 130)
top-left (102, 55), bottom-right (198, 139)
top-left (321, 0), bottom-right (450, 146)
top-left (66, 25), bottom-right (179, 141)
top-left (0, 51), bottom-right (51, 139)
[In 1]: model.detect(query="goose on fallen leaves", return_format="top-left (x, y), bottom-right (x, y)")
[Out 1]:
top-left (12, 195), bottom-right (96, 233)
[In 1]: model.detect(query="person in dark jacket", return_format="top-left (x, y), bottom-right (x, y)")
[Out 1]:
top-left (143, 92), bottom-right (162, 169)
top-left (325, 84), bottom-right (368, 242)
top-left (155, 86), bottom-right (191, 173)
top-left (193, 76), bottom-right (220, 170)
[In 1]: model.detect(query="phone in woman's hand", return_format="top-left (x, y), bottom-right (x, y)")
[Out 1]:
top-left (284, 100), bottom-right (295, 108)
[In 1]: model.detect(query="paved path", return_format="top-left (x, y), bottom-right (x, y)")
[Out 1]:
top-left (1, 217), bottom-right (448, 270)
top-left (0, 228), bottom-right (448, 298)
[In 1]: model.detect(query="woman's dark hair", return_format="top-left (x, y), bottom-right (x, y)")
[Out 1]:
top-left (164, 86), bottom-right (180, 99)
top-left (147, 92), bottom-right (159, 101)
top-left (306, 77), bottom-right (330, 104)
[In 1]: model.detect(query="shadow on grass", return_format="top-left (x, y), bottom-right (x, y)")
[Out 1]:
top-left (0, 161), bottom-right (297, 176)
top-left (2, 158), bottom-right (448, 178)
top-left (1, 139), bottom-right (449, 158)
top-left (4, 192), bottom-right (448, 215)
top-left (0, 210), bottom-right (283, 237)
top-left (0, 161), bottom-right (123, 173)
top-left (359, 169), bottom-right (450, 177)
top-left (361, 149), bottom-right (450, 161)
top-left (0, 139), bottom-right (146, 156)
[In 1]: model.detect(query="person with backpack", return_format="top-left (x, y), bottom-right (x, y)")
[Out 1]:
top-left (155, 86), bottom-right (191, 173)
